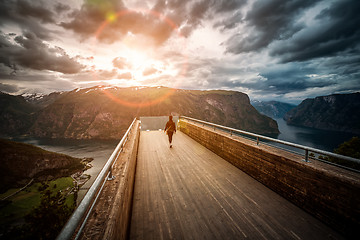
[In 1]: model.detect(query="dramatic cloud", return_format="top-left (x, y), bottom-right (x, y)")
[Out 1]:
top-left (54, 3), bottom-right (71, 14)
top-left (60, 0), bottom-right (175, 45)
top-left (60, 0), bottom-right (248, 45)
top-left (0, 83), bottom-right (20, 93)
top-left (0, 32), bottom-right (84, 74)
top-left (143, 66), bottom-right (158, 76)
top-left (270, 0), bottom-right (360, 62)
top-left (225, 0), bottom-right (321, 54)
top-left (112, 57), bottom-right (130, 70)
top-left (155, 0), bottom-right (248, 37)
top-left (92, 69), bottom-right (133, 80)
top-left (118, 72), bottom-right (132, 80)
top-left (251, 64), bottom-right (337, 94)
top-left (0, 0), bottom-right (56, 40)
top-left (213, 11), bottom-right (243, 30)
top-left (0, 0), bottom-right (359, 103)
top-left (16, 0), bottom-right (56, 24)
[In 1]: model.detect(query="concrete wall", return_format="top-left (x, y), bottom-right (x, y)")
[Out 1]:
top-left (111, 121), bottom-right (140, 240)
top-left (79, 120), bottom-right (140, 240)
top-left (179, 119), bottom-right (360, 238)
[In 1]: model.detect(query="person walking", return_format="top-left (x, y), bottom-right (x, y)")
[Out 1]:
top-left (164, 116), bottom-right (176, 148)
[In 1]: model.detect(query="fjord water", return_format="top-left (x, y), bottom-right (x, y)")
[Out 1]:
top-left (275, 118), bottom-right (359, 152)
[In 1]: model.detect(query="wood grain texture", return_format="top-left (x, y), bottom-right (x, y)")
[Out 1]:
top-left (129, 131), bottom-right (343, 240)
top-left (179, 120), bottom-right (360, 239)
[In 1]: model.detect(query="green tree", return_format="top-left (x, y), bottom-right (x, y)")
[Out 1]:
top-left (3, 190), bottom-right (74, 240)
top-left (330, 137), bottom-right (360, 170)
top-left (25, 190), bottom-right (73, 239)
top-left (334, 137), bottom-right (360, 159)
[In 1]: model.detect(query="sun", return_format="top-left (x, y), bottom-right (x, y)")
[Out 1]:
top-left (126, 49), bottom-right (150, 71)
top-left (118, 48), bottom-right (152, 81)
top-left (85, 8), bottom-right (189, 107)
top-left (119, 32), bottom-right (159, 80)
top-left (89, 8), bottom-right (188, 88)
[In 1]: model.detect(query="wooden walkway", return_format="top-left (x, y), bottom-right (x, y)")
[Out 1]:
top-left (129, 131), bottom-right (343, 239)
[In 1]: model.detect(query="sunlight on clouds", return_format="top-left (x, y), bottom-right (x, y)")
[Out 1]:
top-left (187, 22), bottom-right (228, 58)
top-left (283, 85), bottom-right (339, 103)
top-left (306, 73), bottom-right (337, 80)
top-left (84, 7), bottom-right (188, 88)
top-left (1, 0), bottom-right (359, 103)
top-left (105, 79), bottom-right (136, 87)
top-left (125, 48), bottom-right (151, 72)
top-left (87, 40), bottom-right (182, 87)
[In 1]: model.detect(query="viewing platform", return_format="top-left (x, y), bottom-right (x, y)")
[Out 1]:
top-left (57, 117), bottom-right (360, 240)
top-left (130, 130), bottom-right (341, 239)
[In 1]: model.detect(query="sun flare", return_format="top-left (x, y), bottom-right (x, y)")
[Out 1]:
top-left (88, 8), bottom-right (188, 88)
top-left (126, 49), bottom-right (150, 70)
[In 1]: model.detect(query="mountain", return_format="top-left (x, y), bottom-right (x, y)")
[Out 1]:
top-left (0, 91), bottom-right (65, 138)
top-left (251, 100), bottom-right (296, 119)
top-left (284, 93), bottom-right (360, 134)
top-left (29, 86), bottom-right (279, 138)
top-left (0, 86), bottom-right (279, 139)
top-left (21, 91), bottom-right (64, 108)
top-left (0, 92), bottom-right (38, 137)
top-left (0, 139), bottom-right (86, 192)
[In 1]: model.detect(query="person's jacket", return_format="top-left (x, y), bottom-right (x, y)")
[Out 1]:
top-left (165, 121), bottom-right (176, 134)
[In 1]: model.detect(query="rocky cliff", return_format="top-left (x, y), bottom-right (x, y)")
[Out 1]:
top-left (0, 86), bottom-right (279, 139)
top-left (284, 93), bottom-right (360, 134)
top-left (30, 86), bottom-right (279, 138)
top-left (251, 100), bottom-right (296, 119)
top-left (0, 139), bottom-right (86, 192)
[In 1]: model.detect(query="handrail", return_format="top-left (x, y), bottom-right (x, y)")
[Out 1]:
top-left (180, 116), bottom-right (360, 166)
top-left (56, 118), bottom-right (137, 240)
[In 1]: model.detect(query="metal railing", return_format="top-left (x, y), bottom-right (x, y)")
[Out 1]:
top-left (180, 116), bottom-right (360, 169)
top-left (56, 118), bottom-right (137, 240)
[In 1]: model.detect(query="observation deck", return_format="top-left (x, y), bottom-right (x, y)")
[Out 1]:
top-left (57, 117), bottom-right (360, 240)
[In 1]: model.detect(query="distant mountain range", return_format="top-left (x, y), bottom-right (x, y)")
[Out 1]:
top-left (0, 86), bottom-right (279, 139)
top-left (251, 100), bottom-right (296, 119)
top-left (284, 93), bottom-right (360, 134)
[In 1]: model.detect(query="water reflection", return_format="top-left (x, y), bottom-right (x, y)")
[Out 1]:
top-left (276, 118), bottom-right (359, 152)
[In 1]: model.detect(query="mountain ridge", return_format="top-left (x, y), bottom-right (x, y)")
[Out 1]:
top-left (284, 92), bottom-right (360, 134)
top-left (0, 86), bottom-right (280, 139)
top-left (251, 100), bottom-right (296, 119)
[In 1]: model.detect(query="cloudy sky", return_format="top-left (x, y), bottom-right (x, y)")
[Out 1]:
top-left (0, 0), bottom-right (359, 103)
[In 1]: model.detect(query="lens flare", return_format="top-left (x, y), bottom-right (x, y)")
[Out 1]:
top-left (93, 8), bottom-right (188, 108)
top-left (106, 12), bottom-right (117, 23)
top-left (102, 87), bottom-right (176, 108)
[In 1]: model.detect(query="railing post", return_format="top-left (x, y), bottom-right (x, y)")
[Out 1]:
top-left (256, 137), bottom-right (259, 145)
top-left (304, 149), bottom-right (309, 162)
top-left (107, 167), bottom-right (115, 180)
top-left (230, 130), bottom-right (232, 136)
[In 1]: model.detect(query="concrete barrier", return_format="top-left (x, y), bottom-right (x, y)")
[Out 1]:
top-left (179, 119), bottom-right (360, 238)
top-left (79, 120), bottom-right (140, 240)
top-left (110, 120), bottom-right (140, 240)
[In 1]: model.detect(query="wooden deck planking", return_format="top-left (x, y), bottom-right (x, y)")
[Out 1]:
top-left (129, 131), bottom-right (343, 239)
